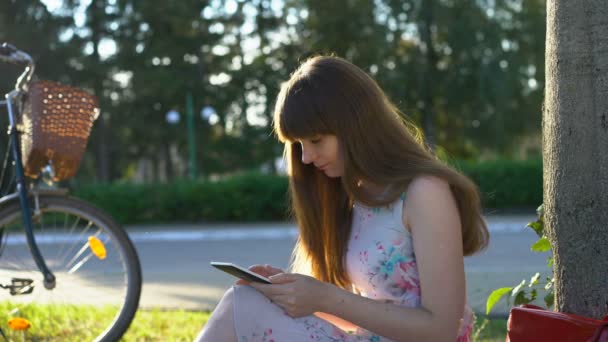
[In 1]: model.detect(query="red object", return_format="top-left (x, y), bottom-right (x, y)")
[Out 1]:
top-left (506, 304), bottom-right (608, 342)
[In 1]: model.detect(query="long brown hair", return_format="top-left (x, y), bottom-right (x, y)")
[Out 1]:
top-left (273, 56), bottom-right (489, 289)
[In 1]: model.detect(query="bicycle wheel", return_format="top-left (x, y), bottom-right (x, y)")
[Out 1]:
top-left (0, 194), bottom-right (142, 341)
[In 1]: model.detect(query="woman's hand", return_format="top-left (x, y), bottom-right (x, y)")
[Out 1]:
top-left (248, 273), bottom-right (333, 318)
top-left (235, 264), bottom-right (284, 285)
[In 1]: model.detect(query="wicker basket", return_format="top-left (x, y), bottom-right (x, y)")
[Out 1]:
top-left (19, 80), bottom-right (99, 181)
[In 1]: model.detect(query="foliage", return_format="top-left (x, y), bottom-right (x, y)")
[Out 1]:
top-left (456, 159), bottom-right (542, 208)
top-left (72, 160), bottom-right (541, 224)
top-left (485, 204), bottom-right (555, 315)
top-left (74, 172), bottom-right (290, 224)
top-left (0, 1), bottom-right (546, 183)
top-left (472, 317), bottom-right (509, 342)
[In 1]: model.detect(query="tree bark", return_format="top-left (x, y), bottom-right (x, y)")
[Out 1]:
top-left (544, 0), bottom-right (608, 318)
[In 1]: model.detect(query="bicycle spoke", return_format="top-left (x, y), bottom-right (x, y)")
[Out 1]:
top-left (54, 214), bottom-right (82, 263)
top-left (0, 226), bottom-right (33, 273)
top-left (50, 211), bottom-right (69, 262)
top-left (58, 220), bottom-right (93, 267)
top-left (65, 247), bottom-right (94, 274)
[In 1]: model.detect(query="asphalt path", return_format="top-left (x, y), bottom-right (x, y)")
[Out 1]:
top-left (130, 213), bottom-right (549, 316)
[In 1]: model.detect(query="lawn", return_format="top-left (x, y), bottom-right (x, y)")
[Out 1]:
top-left (0, 303), bottom-right (506, 341)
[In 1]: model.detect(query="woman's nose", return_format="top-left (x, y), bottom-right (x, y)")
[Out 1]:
top-left (301, 146), bottom-right (314, 164)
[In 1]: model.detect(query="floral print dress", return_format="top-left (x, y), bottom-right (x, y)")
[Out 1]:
top-left (232, 194), bottom-right (474, 342)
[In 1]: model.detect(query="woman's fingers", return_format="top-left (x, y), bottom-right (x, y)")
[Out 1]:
top-left (262, 264), bottom-right (285, 277)
top-left (234, 265), bottom-right (266, 284)
top-left (252, 265), bottom-right (274, 276)
top-left (235, 264), bottom-right (287, 284)
top-left (267, 265), bottom-right (285, 274)
top-left (267, 294), bottom-right (290, 310)
top-left (268, 294), bottom-right (304, 317)
top-left (235, 264), bottom-right (284, 285)
top-left (249, 282), bottom-right (292, 298)
top-left (248, 264), bottom-right (284, 277)
top-left (248, 264), bottom-right (266, 272)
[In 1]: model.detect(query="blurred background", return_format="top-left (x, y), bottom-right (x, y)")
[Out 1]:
top-left (0, 0), bottom-right (545, 223)
top-left (0, 2), bottom-right (550, 332)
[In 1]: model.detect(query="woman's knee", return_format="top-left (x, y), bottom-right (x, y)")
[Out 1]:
top-left (219, 285), bottom-right (258, 312)
top-left (222, 285), bottom-right (236, 302)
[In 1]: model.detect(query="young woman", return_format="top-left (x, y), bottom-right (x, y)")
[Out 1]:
top-left (196, 55), bottom-right (489, 342)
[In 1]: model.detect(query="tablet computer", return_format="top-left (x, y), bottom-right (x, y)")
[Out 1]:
top-left (210, 261), bottom-right (272, 284)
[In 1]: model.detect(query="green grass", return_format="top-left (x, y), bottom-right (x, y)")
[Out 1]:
top-left (472, 316), bottom-right (509, 342)
top-left (123, 308), bottom-right (210, 341)
top-left (0, 302), bottom-right (209, 341)
top-left (0, 303), bottom-right (506, 341)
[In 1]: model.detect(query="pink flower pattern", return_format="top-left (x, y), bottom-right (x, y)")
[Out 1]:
top-left (240, 327), bottom-right (275, 342)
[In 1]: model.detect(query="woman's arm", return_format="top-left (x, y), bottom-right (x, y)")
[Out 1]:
top-left (313, 312), bottom-right (359, 332)
top-left (314, 284), bottom-right (361, 332)
top-left (318, 176), bottom-right (466, 341)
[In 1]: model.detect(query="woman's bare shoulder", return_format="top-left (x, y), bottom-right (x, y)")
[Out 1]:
top-left (406, 175), bottom-right (451, 197)
top-left (403, 175), bottom-right (457, 229)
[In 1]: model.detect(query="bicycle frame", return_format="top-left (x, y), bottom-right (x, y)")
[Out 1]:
top-left (0, 52), bottom-right (56, 289)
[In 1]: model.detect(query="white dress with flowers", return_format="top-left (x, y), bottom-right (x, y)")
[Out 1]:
top-left (232, 194), bottom-right (474, 342)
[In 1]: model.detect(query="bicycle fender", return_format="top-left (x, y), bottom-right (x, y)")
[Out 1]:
top-left (0, 188), bottom-right (69, 209)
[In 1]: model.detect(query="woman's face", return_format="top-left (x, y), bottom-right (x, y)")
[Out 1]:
top-left (296, 134), bottom-right (344, 178)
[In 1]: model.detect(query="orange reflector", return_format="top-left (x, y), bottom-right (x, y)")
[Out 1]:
top-left (88, 236), bottom-right (107, 259)
top-left (8, 317), bottom-right (30, 331)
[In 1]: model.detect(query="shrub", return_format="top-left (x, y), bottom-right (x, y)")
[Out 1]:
top-left (73, 160), bottom-right (542, 224)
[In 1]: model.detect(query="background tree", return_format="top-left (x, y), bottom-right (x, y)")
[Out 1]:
top-left (376, 0), bottom-right (545, 158)
top-left (0, 0), bottom-right (74, 186)
top-left (2, 0), bottom-right (547, 183)
top-left (543, 0), bottom-right (608, 318)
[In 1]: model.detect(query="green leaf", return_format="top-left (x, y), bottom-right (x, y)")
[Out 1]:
top-left (527, 221), bottom-right (544, 238)
top-left (531, 237), bottom-right (551, 252)
top-left (547, 257), bottom-right (554, 268)
top-left (486, 287), bottom-right (513, 315)
top-left (530, 288), bottom-right (538, 301)
top-left (512, 279), bottom-right (526, 296)
top-left (529, 272), bottom-right (540, 287)
top-left (545, 277), bottom-right (554, 290)
top-left (514, 291), bottom-right (531, 306)
top-left (544, 292), bottom-right (555, 308)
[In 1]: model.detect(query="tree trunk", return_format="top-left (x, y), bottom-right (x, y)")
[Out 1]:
top-left (163, 142), bottom-right (173, 182)
top-left (420, 0), bottom-right (437, 149)
top-left (89, 0), bottom-right (110, 182)
top-left (544, 0), bottom-right (608, 318)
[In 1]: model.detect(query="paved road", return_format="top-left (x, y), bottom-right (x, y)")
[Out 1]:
top-left (129, 213), bottom-right (550, 316)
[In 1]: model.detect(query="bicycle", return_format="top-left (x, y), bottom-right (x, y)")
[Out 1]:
top-left (0, 43), bottom-right (142, 341)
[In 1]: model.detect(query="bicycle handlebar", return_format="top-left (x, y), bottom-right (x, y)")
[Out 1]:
top-left (0, 42), bottom-right (17, 54)
top-left (0, 42), bottom-right (33, 65)
top-left (1, 42), bottom-right (36, 93)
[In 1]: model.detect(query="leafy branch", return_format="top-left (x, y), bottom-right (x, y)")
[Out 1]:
top-left (485, 204), bottom-right (555, 315)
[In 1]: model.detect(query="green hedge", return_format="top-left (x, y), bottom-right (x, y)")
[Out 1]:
top-left (73, 160), bottom-right (542, 224)
top-left (73, 173), bottom-right (289, 224)
top-left (454, 159), bottom-right (542, 209)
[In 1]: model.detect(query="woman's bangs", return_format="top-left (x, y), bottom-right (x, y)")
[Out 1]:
top-left (276, 85), bottom-right (331, 143)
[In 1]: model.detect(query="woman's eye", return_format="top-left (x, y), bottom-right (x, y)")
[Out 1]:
top-left (310, 138), bottom-right (322, 144)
